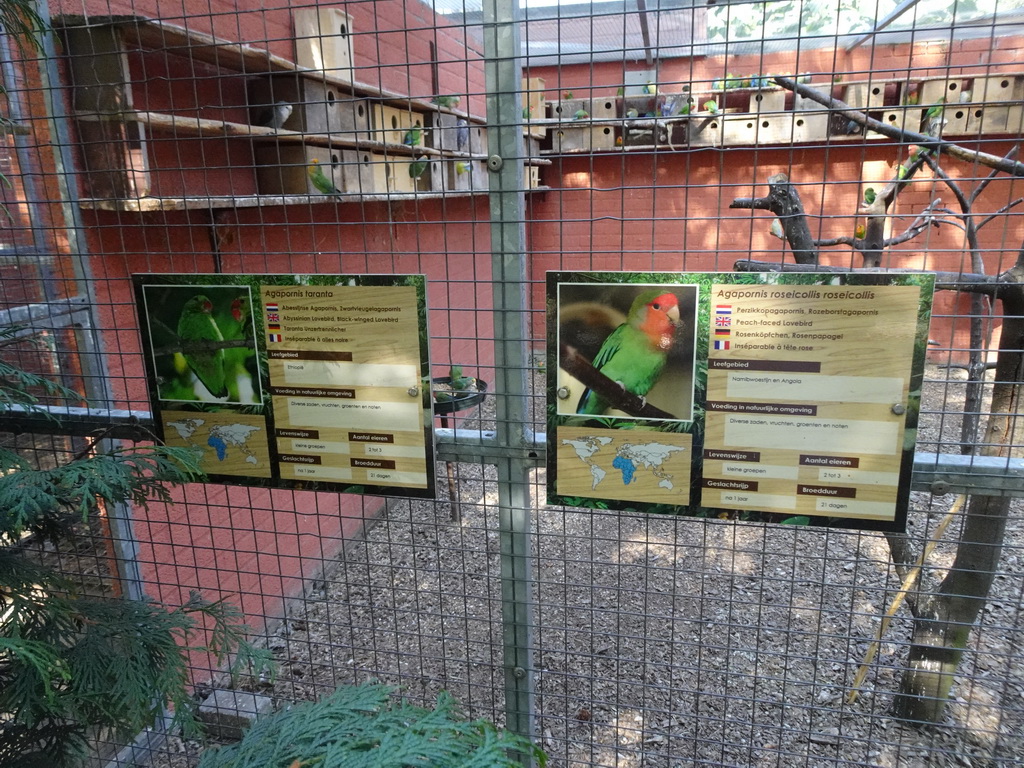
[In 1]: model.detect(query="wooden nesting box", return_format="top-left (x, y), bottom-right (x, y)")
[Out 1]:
top-left (522, 77), bottom-right (546, 138)
top-left (468, 122), bottom-right (488, 156)
top-left (447, 159), bottom-right (486, 192)
top-left (723, 114), bottom-right (795, 146)
top-left (876, 106), bottom-right (922, 136)
top-left (255, 144), bottom-right (342, 196)
top-left (589, 96), bottom-right (617, 119)
top-left (248, 75), bottom-right (370, 139)
top-left (843, 80), bottom-right (888, 110)
top-left (748, 89), bottom-right (786, 113)
top-left (919, 78), bottom-right (964, 107)
top-left (551, 126), bottom-right (600, 153)
top-left (966, 104), bottom-right (1024, 135)
top-left (294, 7), bottom-right (354, 80)
top-left (687, 113), bottom-right (723, 147)
top-left (550, 99), bottom-right (587, 121)
top-left (382, 157), bottom-right (421, 193)
top-left (938, 104), bottom-right (971, 136)
top-left (974, 74), bottom-right (1024, 104)
top-left (373, 104), bottom-right (423, 146)
top-left (790, 111), bottom-right (829, 143)
top-left (591, 123), bottom-right (615, 149)
top-left (429, 112), bottom-right (463, 152)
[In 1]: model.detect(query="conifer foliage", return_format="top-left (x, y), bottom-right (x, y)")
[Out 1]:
top-left (0, 327), bottom-right (270, 766)
top-left (198, 682), bottom-right (547, 768)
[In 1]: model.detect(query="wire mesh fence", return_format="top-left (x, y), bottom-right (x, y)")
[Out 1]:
top-left (2, 0), bottom-right (1024, 766)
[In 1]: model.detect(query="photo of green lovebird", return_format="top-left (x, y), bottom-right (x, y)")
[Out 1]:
top-left (576, 289), bottom-right (681, 415)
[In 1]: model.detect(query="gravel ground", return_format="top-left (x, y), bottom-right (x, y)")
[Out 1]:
top-left (153, 365), bottom-right (1024, 767)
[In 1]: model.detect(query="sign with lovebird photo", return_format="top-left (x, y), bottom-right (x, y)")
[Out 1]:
top-left (547, 271), bottom-right (934, 532)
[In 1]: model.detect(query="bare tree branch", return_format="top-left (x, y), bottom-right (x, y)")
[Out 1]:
top-left (977, 198), bottom-right (1024, 231)
top-left (730, 173), bottom-right (818, 264)
top-left (773, 76), bottom-right (1024, 178)
top-left (559, 344), bottom-right (677, 420)
top-left (969, 146), bottom-right (1020, 208)
top-left (814, 235), bottom-right (860, 248)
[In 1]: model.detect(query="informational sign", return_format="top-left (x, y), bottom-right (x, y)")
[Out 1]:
top-left (134, 274), bottom-right (434, 497)
top-left (548, 272), bottom-right (934, 531)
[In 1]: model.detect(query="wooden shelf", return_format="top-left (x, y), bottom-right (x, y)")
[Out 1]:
top-left (78, 189), bottom-right (491, 212)
top-left (53, 14), bottom-right (535, 206)
top-left (73, 110), bottom-right (485, 161)
top-left (54, 15), bottom-right (483, 124)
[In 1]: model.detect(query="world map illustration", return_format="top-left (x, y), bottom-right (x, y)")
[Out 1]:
top-left (561, 434), bottom-right (688, 493)
top-left (165, 417), bottom-right (263, 468)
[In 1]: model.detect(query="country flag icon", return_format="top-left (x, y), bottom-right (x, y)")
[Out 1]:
top-left (714, 339), bottom-right (730, 350)
top-left (268, 333), bottom-right (283, 343)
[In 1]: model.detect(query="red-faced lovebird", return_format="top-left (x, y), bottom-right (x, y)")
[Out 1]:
top-left (177, 294), bottom-right (227, 398)
top-left (576, 290), bottom-right (681, 415)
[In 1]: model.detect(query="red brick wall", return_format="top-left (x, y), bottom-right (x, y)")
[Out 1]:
top-left (42, 0), bottom-right (492, 681)
top-left (526, 39), bottom-right (1024, 352)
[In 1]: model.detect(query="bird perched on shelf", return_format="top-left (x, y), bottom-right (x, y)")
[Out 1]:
top-left (177, 294), bottom-right (227, 399)
top-left (573, 109), bottom-right (589, 120)
top-left (307, 159), bottom-right (342, 197)
top-left (454, 161), bottom-right (470, 175)
top-left (576, 290), bottom-right (681, 416)
top-left (254, 101), bottom-right (293, 130)
top-left (431, 95), bottom-right (461, 109)
top-left (456, 119), bottom-right (469, 152)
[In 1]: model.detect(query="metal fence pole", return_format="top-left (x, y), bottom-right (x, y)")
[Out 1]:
top-left (480, 0), bottom-right (536, 759)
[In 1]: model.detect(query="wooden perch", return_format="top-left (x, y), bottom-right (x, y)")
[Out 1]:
top-left (731, 173), bottom-right (818, 263)
top-left (559, 344), bottom-right (677, 420)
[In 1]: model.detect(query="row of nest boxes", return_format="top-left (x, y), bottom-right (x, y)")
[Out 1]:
top-left (547, 102), bottom-right (1024, 152)
top-left (247, 75), bottom-right (485, 152)
top-left (840, 73), bottom-right (1024, 110)
top-left (542, 73), bottom-right (1024, 127)
top-left (255, 145), bottom-right (495, 196)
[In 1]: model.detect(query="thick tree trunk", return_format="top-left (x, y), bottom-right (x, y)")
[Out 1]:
top-left (894, 287), bottom-right (1024, 721)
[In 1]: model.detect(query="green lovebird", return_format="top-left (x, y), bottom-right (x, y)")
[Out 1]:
top-left (431, 95), bottom-right (461, 109)
top-left (307, 159), bottom-right (342, 196)
top-left (409, 156), bottom-right (429, 180)
top-left (177, 294), bottom-right (227, 398)
top-left (576, 290), bottom-right (681, 415)
top-left (402, 125), bottom-right (422, 146)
